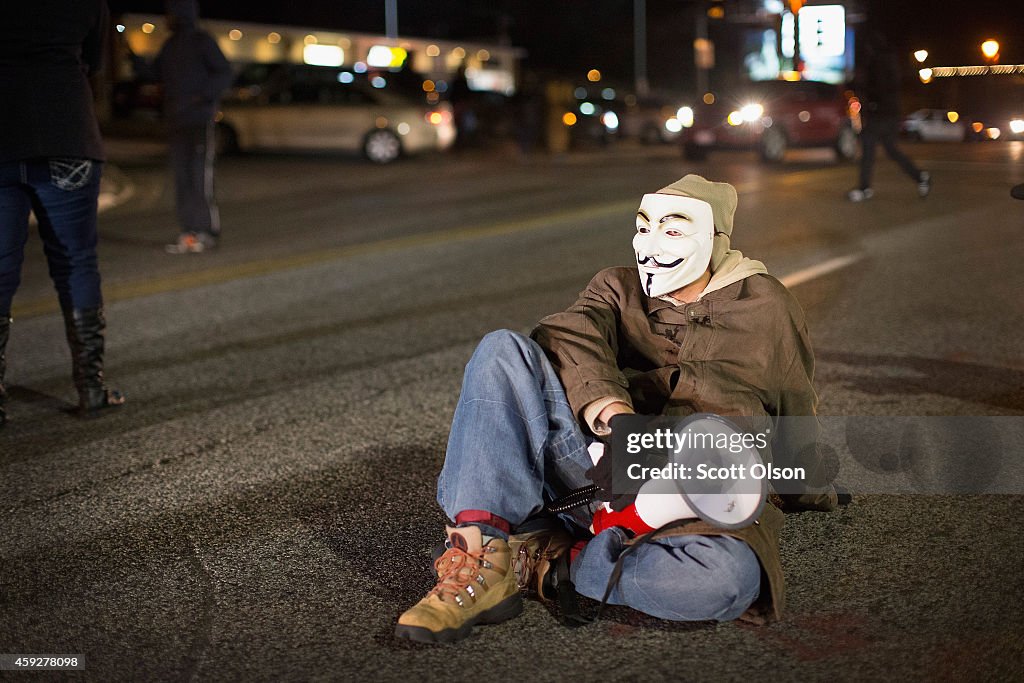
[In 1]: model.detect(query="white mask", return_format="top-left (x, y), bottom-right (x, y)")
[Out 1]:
top-left (633, 193), bottom-right (715, 298)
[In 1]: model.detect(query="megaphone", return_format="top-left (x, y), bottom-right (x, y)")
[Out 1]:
top-left (590, 414), bottom-right (767, 535)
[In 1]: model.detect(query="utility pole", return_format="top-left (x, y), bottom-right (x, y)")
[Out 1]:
top-left (385, 0), bottom-right (398, 39)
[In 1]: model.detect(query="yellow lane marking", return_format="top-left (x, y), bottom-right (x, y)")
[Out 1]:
top-left (12, 200), bottom-right (637, 319)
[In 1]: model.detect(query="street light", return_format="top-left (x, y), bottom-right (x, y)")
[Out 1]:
top-left (914, 49), bottom-right (928, 63)
top-left (981, 39), bottom-right (999, 61)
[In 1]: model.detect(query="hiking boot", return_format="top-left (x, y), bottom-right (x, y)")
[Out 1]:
top-left (847, 187), bottom-right (874, 202)
top-left (395, 525), bottom-right (521, 644)
top-left (509, 523), bottom-right (575, 601)
top-left (917, 171), bottom-right (931, 198)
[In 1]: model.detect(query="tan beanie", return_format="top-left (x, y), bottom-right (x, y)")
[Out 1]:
top-left (656, 174), bottom-right (738, 269)
top-left (656, 174), bottom-right (738, 236)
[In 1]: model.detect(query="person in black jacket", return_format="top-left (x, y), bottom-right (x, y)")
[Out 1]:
top-left (848, 28), bottom-right (931, 202)
top-left (155, 0), bottom-right (234, 254)
top-left (0, 0), bottom-right (125, 426)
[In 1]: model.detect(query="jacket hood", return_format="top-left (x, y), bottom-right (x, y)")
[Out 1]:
top-left (700, 249), bottom-right (768, 298)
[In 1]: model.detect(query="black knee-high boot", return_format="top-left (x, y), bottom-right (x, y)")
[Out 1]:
top-left (0, 316), bottom-right (9, 426)
top-left (61, 307), bottom-right (125, 414)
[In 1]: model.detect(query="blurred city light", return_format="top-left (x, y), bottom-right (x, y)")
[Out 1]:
top-left (267, 32), bottom-right (281, 44)
top-left (602, 111), bottom-right (619, 130)
top-left (1010, 119), bottom-right (1024, 134)
top-left (981, 40), bottom-right (999, 60)
top-left (727, 111), bottom-right (744, 126)
top-left (337, 72), bottom-right (354, 83)
top-left (703, 93), bottom-right (715, 105)
top-left (919, 68), bottom-right (933, 83)
top-left (665, 117), bottom-right (683, 133)
top-left (304, 44), bottom-right (344, 67)
top-left (562, 112), bottom-right (577, 126)
top-left (116, 24), bottom-right (125, 33)
top-left (914, 50), bottom-right (929, 63)
top-left (602, 88), bottom-right (616, 100)
top-left (947, 111), bottom-right (959, 123)
top-left (677, 106), bottom-right (694, 127)
top-left (304, 34), bottom-right (318, 45)
top-left (367, 45), bottom-right (407, 68)
top-left (587, 69), bottom-right (602, 82)
top-left (426, 44), bottom-right (440, 57)
top-left (229, 29), bottom-right (243, 41)
top-left (579, 102), bottom-right (596, 116)
top-left (986, 127), bottom-right (1001, 139)
top-left (740, 103), bottom-right (764, 122)
top-left (142, 22), bottom-right (155, 34)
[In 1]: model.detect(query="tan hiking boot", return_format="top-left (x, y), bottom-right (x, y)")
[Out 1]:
top-left (395, 525), bottom-right (521, 643)
top-left (509, 524), bottom-right (575, 601)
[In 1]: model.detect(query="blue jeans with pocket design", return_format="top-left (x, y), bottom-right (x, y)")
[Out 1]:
top-left (0, 158), bottom-right (104, 315)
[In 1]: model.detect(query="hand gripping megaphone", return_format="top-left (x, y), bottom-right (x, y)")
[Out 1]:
top-left (588, 414), bottom-right (767, 535)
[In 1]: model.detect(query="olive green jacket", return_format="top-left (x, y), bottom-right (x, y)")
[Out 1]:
top-left (532, 265), bottom-right (835, 622)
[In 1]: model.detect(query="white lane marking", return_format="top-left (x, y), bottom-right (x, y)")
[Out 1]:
top-left (780, 253), bottom-right (863, 288)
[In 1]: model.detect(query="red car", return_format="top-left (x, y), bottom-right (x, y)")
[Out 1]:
top-left (681, 80), bottom-right (858, 163)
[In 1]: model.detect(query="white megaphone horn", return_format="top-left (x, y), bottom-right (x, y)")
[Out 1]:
top-left (589, 414), bottom-right (767, 534)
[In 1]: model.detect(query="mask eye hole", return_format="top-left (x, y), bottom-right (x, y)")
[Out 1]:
top-left (636, 224), bottom-right (651, 234)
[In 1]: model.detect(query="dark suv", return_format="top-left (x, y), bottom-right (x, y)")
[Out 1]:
top-left (681, 80), bottom-right (858, 163)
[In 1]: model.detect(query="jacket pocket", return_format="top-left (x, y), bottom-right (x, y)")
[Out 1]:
top-left (48, 158), bottom-right (94, 191)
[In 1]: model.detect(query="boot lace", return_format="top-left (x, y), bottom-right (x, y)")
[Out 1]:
top-left (430, 545), bottom-right (497, 605)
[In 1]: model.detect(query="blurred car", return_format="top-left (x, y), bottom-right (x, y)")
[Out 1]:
top-left (681, 80), bottom-right (858, 163)
top-left (901, 109), bottom-right (966, 142)
top-left (620, 97), bottom-right (691, 144)
top-left (216, 63), bottom-right (455, 163)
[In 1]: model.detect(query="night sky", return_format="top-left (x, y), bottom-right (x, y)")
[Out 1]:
top-left (107, 1), bottom-right (1023, 89)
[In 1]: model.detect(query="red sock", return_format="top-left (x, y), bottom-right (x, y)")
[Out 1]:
top-left (569, 539), bottom-right (587, 564)
top-left (454, 510), bottom-right (511, 536)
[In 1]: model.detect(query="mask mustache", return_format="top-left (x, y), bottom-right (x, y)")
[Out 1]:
top-left (637, 255), bottom-right (685, 268)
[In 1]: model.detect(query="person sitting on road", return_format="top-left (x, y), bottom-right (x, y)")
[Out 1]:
top-left (394, 174), bottom-right (840, 644)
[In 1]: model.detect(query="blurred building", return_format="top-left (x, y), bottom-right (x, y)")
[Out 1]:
top-left (111, 13), bottom-right (523, 118)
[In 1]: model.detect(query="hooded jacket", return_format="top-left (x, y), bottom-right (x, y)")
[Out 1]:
top-left (531, 250), bottom-right (834, 622)
top-left (154, 1), bottom-right (233, 129)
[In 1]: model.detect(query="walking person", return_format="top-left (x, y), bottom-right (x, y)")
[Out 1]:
top-left (0, 0), bottom-right (125, 425)
top-left (848, 28), bottom-right (931, 202)
top-left (155, 0), bottom-right (234, 254)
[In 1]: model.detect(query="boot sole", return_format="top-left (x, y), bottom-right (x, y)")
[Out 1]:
top-left (394, 593), bottom-right (523, 644)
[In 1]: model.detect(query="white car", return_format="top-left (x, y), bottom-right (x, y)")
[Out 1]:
top-left (217, 63), bottom-right (455, 163)
top-left (901, 109), bottom-right (966, 142)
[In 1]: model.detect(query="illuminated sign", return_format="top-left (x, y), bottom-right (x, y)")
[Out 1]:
top-left (367, 45), bottom-right (408, 68)
top-left (799, 5), bottom-right (845, 59)
top-left (303, 44), bottom-right (344, 67)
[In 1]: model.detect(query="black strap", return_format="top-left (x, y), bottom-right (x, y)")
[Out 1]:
top-left (556, 519), bottom-right (693, 627)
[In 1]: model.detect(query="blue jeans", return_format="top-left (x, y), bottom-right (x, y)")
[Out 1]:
top-left (0, 158), bottom-right (104, 316)
top-left (438, 329), bottom-right (762, 622)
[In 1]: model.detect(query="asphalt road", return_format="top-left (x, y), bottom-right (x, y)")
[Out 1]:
top-left (2, 139), bottom-right (1024, 682)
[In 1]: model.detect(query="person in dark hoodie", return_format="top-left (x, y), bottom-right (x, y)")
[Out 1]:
top-left (847, 28), bottom-right (931, 202)
top-left (155, 0), bottom-right (234, 254)
top-left (0, 0), bottom-right (125, 426)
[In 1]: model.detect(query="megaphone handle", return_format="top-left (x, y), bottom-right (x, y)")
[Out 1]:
top-left (545, 484), bottom-right (599, 513)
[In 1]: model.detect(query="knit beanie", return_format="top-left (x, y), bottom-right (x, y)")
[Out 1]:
top-left (657, 174), bottom-right (739, 269)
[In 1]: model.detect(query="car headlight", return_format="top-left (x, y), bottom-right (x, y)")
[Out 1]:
top-left (740, 103), bottom-right (764, 122)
